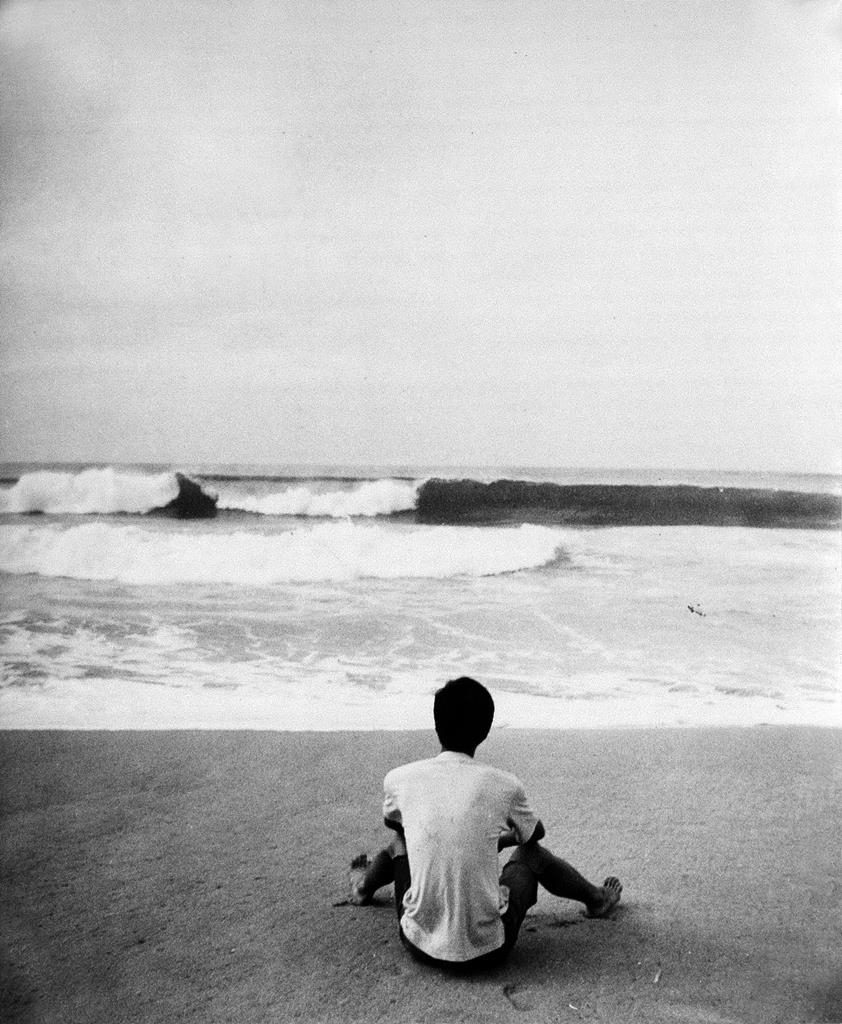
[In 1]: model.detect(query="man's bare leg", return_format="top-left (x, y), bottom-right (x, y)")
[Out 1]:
top-left (349, 834), bottom-right (407, 905)
top-left (508, 843), bottom-right (622, 917)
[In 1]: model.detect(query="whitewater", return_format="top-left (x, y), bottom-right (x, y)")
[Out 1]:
top-left (0, 521), bottom-right (563, 584)
top-left (1, 464), bottom-right (839, 731)
top-left (0, 466), bottom-right (420, 518)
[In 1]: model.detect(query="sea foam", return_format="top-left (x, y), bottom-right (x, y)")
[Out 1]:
top-left (216, 478), bottom-right (419, 517)
top-left (0, 468), bottom-right (179, 514)
top-left (0, 521), bottom-right (565, 584)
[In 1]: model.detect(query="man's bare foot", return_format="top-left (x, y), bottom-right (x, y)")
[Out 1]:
top-left (349, 853), bottom-right (372, 905)
top-left (584, 877), bottom-right (622, 918)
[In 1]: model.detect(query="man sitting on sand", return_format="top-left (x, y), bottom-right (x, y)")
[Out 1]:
top-left (349, 676), bottom-right (622, 968)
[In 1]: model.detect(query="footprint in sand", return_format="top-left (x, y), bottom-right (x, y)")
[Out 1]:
top-left (502, 983), bottom-right (533, 1012)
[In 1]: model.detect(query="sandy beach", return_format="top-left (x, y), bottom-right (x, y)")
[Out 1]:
top-left (1, 727), bottom-right (840, 1024)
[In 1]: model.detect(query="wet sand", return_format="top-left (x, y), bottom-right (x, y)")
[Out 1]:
top-left (1, 728), bottom-right (840, 1023)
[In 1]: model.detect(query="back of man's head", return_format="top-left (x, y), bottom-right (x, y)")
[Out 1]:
top-left (434, 677), bottom-right (495, 755)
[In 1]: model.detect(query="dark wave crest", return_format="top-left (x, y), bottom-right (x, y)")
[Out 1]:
top-left (149, 473), bottom-right (217, 519)
top-left (415, 479), bottom-right (840, 528)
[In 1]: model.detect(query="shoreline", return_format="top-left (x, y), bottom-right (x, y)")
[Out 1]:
top-left (3, 684), bottom-right (839, 732)
top-left (2, 726), bottom-right (840, 1023)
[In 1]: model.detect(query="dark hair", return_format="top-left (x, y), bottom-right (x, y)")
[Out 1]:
top-left (434, 677), bottom-right (495, 753)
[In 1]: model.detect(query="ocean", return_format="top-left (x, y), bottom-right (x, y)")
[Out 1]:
top-left (0, 463), bottom-right (839, 730)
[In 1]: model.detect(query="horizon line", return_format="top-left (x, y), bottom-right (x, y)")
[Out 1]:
top-left (0, 459), bottom-right (839, 479)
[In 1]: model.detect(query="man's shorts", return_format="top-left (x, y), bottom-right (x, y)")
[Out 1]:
top-left (392, 854), bottom-right (538, 970)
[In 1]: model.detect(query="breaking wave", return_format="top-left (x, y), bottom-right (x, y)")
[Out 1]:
top-left (0, 468), bottom-right (416, 519)
top-left (0, 468), bottom-right (180, 515)
top-left (0, 521), bottom-right (565, 584)
top-left (2, 467), bottom-right (837, 528)
top-left (216, 478), bottom-right (419, 517)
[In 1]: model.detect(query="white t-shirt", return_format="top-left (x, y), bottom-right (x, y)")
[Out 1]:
top-left (382, 751), bottom-right (540, 962)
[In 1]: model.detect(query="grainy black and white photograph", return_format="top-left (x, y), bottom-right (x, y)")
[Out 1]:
top-left (1, 1), bottom-right (840, 1021)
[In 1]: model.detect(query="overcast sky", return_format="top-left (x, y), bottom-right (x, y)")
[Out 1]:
top-left (1, 0), bottom-right (839, 471)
